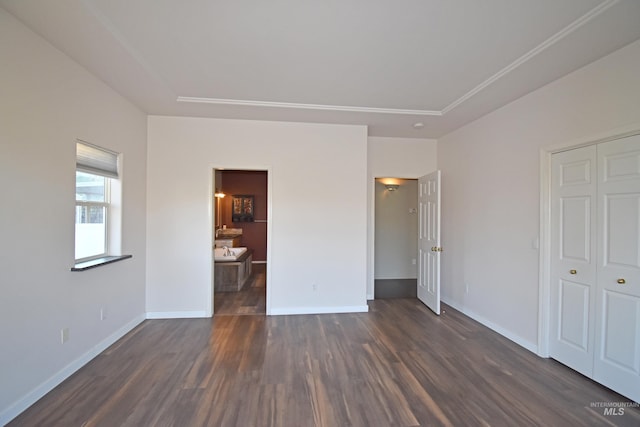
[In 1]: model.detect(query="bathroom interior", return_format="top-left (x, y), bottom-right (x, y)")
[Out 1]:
top-left (213, 169), bottom-right (268, 315)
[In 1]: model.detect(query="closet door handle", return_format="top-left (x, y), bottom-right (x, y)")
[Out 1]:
top-left (569, 269), bottom-right (577, 275)
top-left (617, 278), bottom-right (626, 284)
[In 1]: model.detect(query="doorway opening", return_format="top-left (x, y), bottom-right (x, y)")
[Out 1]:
top-left (373, 178), bottom-right (419, 298)
top-left (213, 169), bottom-right (268, 315)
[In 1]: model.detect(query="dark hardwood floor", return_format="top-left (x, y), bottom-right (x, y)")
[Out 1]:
top-left (214, 263), bottom-right (266, 316)
top-left (8, 299), bottom-right (639, 426)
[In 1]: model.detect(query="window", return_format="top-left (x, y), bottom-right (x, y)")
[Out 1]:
top-left (75, 172), bottom-right (108, 260)
top-left (75, 141), bottom-right (120, 262)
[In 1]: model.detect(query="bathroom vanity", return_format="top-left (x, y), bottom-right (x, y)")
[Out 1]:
top-left (214, 248), bottom-right (253, 292)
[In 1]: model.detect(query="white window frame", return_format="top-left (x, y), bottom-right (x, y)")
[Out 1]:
top-left (75, 175), bottom-right (111, 262)
top-left (75, 140), bottom-right (121, 264)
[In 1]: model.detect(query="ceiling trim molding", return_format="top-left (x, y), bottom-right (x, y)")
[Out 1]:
top-left (175, 0), bottom-right (618, 118)
top-left (176, 97), bottom-right (443, 116)
top-left (441, 0), bottom-right (619, 114)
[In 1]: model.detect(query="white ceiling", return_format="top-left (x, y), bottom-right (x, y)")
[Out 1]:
top-left (3, 0), bottom-right (640, 138)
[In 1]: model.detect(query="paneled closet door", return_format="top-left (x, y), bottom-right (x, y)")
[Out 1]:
top-left (594, 134), bottom-right (640, 403)
top-left (550, 146), bottom-right (597, 377)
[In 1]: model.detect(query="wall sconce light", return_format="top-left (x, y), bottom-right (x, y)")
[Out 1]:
top-left (214, 189), bottom-right (225, 230)
top-left (385, 184), bottom-right (399, 191)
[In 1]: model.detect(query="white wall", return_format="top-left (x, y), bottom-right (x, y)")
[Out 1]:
top-left (147, 116), bottom-right (368, 316)
top-left (438, 39), bottom-right (640, 352)
top-left (0, 9), bottom-right (147, 424)
top-left (374, 179), bottom-right (418, 279)
top-left (367, 137), bottom-right (437, 298)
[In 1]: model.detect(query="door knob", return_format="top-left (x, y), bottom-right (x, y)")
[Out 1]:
top-left (617, 278), bottom-right (626, 284)
top-left (569, 270), bottom-right (577, 274)
top-left (431, 247), bottom-right (436, 251)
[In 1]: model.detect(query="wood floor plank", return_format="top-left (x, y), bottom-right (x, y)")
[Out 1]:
top-left (8, 299), bottom-right (640, 426)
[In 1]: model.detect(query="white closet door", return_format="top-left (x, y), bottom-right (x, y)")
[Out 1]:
top-left (594, 134), bottom-right (640, 403)
top-left (550, 146), bottom-right (597, 377)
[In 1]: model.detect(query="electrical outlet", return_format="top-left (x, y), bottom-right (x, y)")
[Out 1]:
top-left (100, 307), bottom-right (107, 321)
top-left (61, 328), bottom-right (69, 344)
top-left (411, 258), bottom-right (416, 265)
top-left (312, 283), bottom-right (318, 291)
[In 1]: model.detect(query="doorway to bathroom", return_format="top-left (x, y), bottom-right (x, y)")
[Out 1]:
top-left (213, 169), bottom-right (268, 315)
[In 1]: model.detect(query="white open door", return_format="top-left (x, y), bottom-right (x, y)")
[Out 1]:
top-left (418, 170), bottom-right (441, 315)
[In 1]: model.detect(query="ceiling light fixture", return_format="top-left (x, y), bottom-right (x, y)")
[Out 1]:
top-left (385, 184), bottom-right (400, 191)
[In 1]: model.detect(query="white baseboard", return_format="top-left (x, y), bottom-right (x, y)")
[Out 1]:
top-left (146, 310), bottom-right (210, 319)
top-left (0, 314), bottom-right (145, 426)
top-left (270, 305), bottom-right (369, 315)
top-left (441, 297), bottom-right (538, 354)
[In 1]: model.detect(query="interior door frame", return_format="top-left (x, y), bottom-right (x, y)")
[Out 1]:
top-left (537, 123), bottom-right (640, 357)
top-left (209, 165), bottom-right (273, 316)
top-left (368, 175), bottom-right (425, 300)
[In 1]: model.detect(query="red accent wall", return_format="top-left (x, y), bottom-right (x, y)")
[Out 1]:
top-left (219, 170), bottom-right (268, 261)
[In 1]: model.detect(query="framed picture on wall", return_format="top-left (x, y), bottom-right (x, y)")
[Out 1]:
top-left (232, 195), bottom-right (255, 222)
